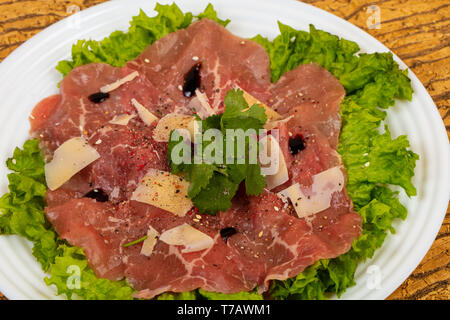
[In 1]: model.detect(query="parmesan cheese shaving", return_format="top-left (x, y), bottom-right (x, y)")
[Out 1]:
top-left (278, 166), bottom-right (345, 217)
top-left (109, 113), bottom-right (136, 126)
top-left (45, 137), bottom-right (100, 191)
top-left (159, 223), bottom-right (214, 253)
top-left (140, 226), bottom-right (160, 257)
top-left (100, 71), bottom-right (139, 93)
top-left (153, 113), bottom-right (198, 142)
top-left (194, 89), bottom-right (215, 119)
top-left (259, 134), bottom-right (289, 189)
top-left (131, 98), bottom-right (158, 125)
top-left (131, 169), bottom-right (193, 217)
top-left (264, 115), bottom-right (294, 131)
top-left (241, 89), bottom-right (283, 122)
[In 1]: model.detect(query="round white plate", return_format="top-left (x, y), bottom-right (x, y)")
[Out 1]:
top-left (0, 0), bottom-right (448, 300)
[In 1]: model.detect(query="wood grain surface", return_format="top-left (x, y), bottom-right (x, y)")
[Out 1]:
top-left (0, 0), bottom-right (448, 300)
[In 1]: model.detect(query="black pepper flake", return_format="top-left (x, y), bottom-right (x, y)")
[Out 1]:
top-left (88, 92), bottom-right (110, 103)
top-left (220, 227), bottom-right (237, 243)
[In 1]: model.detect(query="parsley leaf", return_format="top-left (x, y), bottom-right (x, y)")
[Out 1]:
top-left (187, 164), bottom-right (216, 198)
top-left (191, 174), bottom-right (239, 213)
top-left (168, 89), bottom-right (267, 214)
top-left (244, 164), bottom-right (267, 196)
top-left (221, 90), bottom-right (267, 131)
top-left (0, 140), bottom-right (58, 270)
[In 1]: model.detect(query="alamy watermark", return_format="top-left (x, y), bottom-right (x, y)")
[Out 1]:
top-left (169, 123), bottom-right (281, 175)
top-left (66, 4), bottom-right (81, 30)
top-left (366, 265), bottom-right (382, 290)
top-left (66, 265), bottom-right (81, 290)
top-left (366, 5), bottom-right (381, 30)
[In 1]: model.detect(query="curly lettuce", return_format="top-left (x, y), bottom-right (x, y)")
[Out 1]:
top-left (0, 140), bottom-right (136, 299)
top-left (44, 245), bottom-right (135, 300)
top-left (0, 140), bottom-right (57, 271)
top-left (254, 23), bottom-right (417, 300)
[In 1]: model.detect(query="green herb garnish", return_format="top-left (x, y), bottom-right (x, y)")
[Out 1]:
top-left (168, 89), bottom-right (267, 215)
top-left (123, 235), bottom-right (148, 248)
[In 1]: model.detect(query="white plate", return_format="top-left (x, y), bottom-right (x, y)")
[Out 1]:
top-left (0, 0), bottom-right (448, 300)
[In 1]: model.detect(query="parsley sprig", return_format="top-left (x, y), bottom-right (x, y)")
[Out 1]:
top-left (168, 89), bottom-right (267, 214)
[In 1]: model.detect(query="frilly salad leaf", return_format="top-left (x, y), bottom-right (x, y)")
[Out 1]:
top-left (44, 245), bottom-right (135, 300)
top-left (252, 23), bottom-right (413, 99)
top-left (0, 140), bottom-right (57, 271)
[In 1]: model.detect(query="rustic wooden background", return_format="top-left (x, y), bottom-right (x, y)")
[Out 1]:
top-left (0, 0), bottom-right (448, 300)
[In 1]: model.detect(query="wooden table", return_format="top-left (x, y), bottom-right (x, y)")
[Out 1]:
top-left (0, 0), bottom-right (448, 300)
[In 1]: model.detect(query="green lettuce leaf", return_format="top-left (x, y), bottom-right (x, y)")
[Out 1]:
top-left (269, 261), bottom-right (330, 300)
top-left (195, 3), bottom-right (230, 27)
top-left (0, 140), bottom-right (58, 270)
top-left (156, 288), bottom-right (264, 300)
top-left (252, 23), bottom-right (412, 99)
top-left (44, 245), bottom-right (135, 300)
top-left (0, 140), bottom-right (135, 299)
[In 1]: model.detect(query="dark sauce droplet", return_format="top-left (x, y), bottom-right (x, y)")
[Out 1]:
top-left (84, 189), bottom-right (109, 202)
top-left (88, 92), bottom-right (110, 103)
top-left (183, 63), bottom-right (201, 98)
top-left (289, 135), bottom-right (306, 155)
top-left (220, 227), bottom-right (237, 243)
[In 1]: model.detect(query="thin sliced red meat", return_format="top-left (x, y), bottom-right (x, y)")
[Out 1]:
top-left (30, 63), bottom-right (159, 153)
top-left (128, 18), bottom-right (272, 115)
top-left (46, 198), bottom-right (125, 280)
top-left (46, 189), bottom-right (360, 298)
top-left (35, 18), bottom-right (361, 299)
top-left (270, 63), bottom-right (345, 149)
top-left (86, 121), bottom-right (168, 202)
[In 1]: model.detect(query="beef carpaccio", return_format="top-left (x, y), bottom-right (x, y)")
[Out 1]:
top-left (31, 18), bottom-right (361, 299)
